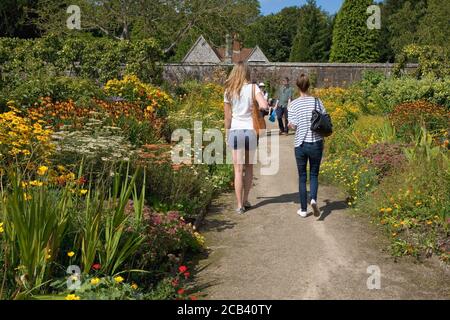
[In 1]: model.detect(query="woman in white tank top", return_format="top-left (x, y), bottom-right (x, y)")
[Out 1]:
top-left (224, 62), bottom-right (269, 214)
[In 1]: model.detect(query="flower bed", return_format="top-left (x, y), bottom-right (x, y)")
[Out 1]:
top-left (317, 80), bottom-right (449, 262)
top-left (0, 75), bottom-right (233, 300)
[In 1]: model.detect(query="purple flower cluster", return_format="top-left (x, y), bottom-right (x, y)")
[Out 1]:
top-left (362, 142), bottom-right (407, 177)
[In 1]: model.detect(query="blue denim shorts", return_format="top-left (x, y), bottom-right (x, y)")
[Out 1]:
top-left (228, 129), bottom-right (258, 151)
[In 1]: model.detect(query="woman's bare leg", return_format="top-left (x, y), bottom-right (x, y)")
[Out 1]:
top-left (243, 163), bottom-right (253, 204)
top-left (233, 150), bottom-right (245, 208)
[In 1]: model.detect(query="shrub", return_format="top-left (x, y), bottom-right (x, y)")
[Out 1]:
top-left (355, 76), bottom-right (450, 113)
top-left (104, 74), bottom-right (173, 116)
top-left (2, 76), bottom-right (103, 109)
top-left (359, 146), bottom-right (449, 259)
top-left (0, 102), bottom-right (54, 170)
top-left (329, 0), bottom-right (380, 62)
top-left (362, 142), bottom-right (407, 177)
top-left (389, 100), bottom-right (449, 140)
top-left (128, 206), bottom-right (203, 270)
top-left (320, 151), bottom-right (378, 204)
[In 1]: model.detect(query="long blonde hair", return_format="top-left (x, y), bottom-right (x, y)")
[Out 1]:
top-left (224, 62), bottom-right (251, 102)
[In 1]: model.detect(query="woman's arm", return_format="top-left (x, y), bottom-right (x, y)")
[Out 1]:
top-left (288, 104), bottom-right (298, 130)
top-left (255, 92), bottom-right (269, 111)
top-left (224, 102), bottom-right (232, 130)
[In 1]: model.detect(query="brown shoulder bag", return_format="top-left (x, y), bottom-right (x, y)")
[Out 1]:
top-left (252, 84), bottom-right (266, 135)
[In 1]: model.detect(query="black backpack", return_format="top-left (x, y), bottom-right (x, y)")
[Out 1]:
top-left (311, 98), bottom-right (333, 137)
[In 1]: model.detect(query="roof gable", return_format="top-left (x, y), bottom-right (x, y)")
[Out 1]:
top-left (246, 46), bottom-right (270, 63)
top-left (182, 36), bottom-right (221, 63)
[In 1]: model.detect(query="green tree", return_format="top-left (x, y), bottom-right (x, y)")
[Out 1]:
top-left (416, 0), bottom-right (450, 51)
top-left (0, 0), bottom-right (39, 38)
top-left (34, 0), bottom-right (260, 59)
top-left (330, 0), bottom-right (380, 62)
top-left (387, 0), bottom-right (427, 56)
top-left (289, 0), bottom-right (332, 62)
top-left (244, 7), bottom-right (301, 62)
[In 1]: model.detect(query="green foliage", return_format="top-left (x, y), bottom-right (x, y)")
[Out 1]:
top-left (393, 44), bottom-right (450, 79)
top-left (330, 0), bottom-right (380, 62)
top-left (388, 100), bottom-right (449, 141)
top-left (2, 75), bottom-right (103, 109)
top-left (359, 130), bottom-right (449, 258)
top-left (386, 0), bottom-right (427, 57)
top-left (0, 35), bottom-right (163, 106)
top-left (416, 0), bottom-right (450, 51)
top-left (353, 76), bottom-right (450, 113)
top-left (318, 79), bottom-right (450, 261)
top-left (244, 7), bottom-right (301, 62)
top-left (56, 276), bottom-right (144, 300)
top-left (289, 0), bottom-right (332, 62)
top-left (1, 171), bottom-right (73, 295)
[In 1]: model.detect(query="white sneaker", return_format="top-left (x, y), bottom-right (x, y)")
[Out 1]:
top-left (297, 209), bottom-right (308, 218)
top-left (311, 199), bottom-right (320, 217)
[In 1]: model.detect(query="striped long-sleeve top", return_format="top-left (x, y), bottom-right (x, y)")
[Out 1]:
top-left (288, 96), bottom-right (327, 147)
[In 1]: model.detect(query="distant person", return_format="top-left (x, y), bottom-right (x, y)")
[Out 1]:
top-left (275, 77), bottom-right (294, 135)
top-left (259, 82), bottom-right (270, 118)
top-left (288, 74), bottom-right (328, 218)
top-left (224, 62), bottom-right (269, 215)
top-left (259, 83), bottom-right (269, 101)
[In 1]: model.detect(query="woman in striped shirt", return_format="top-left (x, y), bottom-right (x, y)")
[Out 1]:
top-left (288, 74), bottom-right (327, 218)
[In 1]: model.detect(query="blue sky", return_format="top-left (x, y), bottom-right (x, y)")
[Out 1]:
top-left (260, 0), bottom-right (344, 15)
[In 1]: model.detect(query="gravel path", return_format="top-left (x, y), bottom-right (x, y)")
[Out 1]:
top-left (193, 127), bottom-right (450, 300)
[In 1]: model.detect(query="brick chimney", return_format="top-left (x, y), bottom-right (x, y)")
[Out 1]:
top-left (232, 34), bottom-right (241, 59)
top-left (224, 34), bottom-right (232, 63)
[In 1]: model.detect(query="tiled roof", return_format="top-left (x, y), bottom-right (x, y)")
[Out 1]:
top-left (215, 47), bottom-right (254, 63)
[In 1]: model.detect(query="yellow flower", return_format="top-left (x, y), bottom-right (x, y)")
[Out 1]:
top-left (67, 251), bottom-right (75, 258)
top-left (37, 166), bottom-right (48, 176)
top-left (23, 193), bottom-right (32, 201)
top-left (46, 254), bottom-right (52, 260)
top-left (131, 283), bottom-right (138, 290)
top-left (386, 208), bottom-right (393, 213)
top-left (426, 220), bottom-right (433, 225)
top-left (379, 208), bottom-right (385, 213)
top-left (30, 180), bottom-right (43, 187)
top-left (415, 201), bottom-right (422, 207)
top-left (90, 278), bottom-right (101, 285)
top-left (80, 189), bottom-right (88, 196)
top-left (65, 294), bottom-right (81, 300)
top-left (114, 276), bottom-right (124, 283)
top-left (0, 222), bottom-right (4, 234)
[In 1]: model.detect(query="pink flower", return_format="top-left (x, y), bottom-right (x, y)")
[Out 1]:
top-left (178, 265), bottom-right (188, 273)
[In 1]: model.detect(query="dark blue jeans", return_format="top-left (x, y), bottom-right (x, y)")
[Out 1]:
top-left (276, 107), bottom-right (288, 133)
top-left (295, 140), bottom-right (324, 211)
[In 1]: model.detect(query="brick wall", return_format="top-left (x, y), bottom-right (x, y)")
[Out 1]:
top-left (163, 62), bottom-right (417, 88)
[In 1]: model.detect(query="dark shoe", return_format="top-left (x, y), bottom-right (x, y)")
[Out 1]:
top-left (243, 201), bottom-right (252, 210)
top-left (235, 207), bottom-right (246, 215)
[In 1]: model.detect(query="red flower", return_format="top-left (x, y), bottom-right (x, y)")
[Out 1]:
top-left (171, 279), bottom-right (179, 287)
top-left (183, 272), bottom-right (190, 279)
top-left (177, 288), bottom-right (185, 295)
top-left (178, 265), bottom-right (188, 273)
top-left (92, 263), bottom-right (101, 270)
top-left (190, 296), bottom-right (197, 301)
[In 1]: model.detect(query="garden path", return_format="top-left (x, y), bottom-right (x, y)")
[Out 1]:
top-left (193, 123), bottom-right (450, 299)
